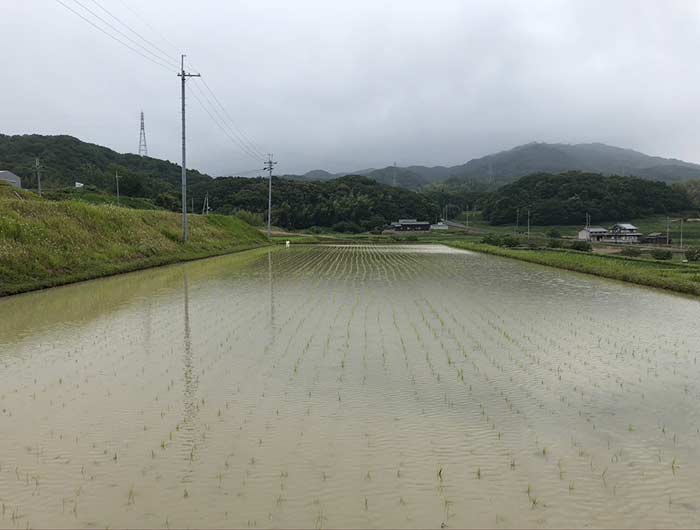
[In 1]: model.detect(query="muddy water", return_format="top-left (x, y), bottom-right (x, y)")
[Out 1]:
top-left (1, 244), bottom-right (700, 528)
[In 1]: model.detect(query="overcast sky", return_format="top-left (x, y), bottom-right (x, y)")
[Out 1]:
top-left (2, 0), bottom-right (700, 175)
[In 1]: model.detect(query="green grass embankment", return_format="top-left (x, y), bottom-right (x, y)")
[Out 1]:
top-left (448, 240), bottom-right (700, 297)
top-left (0, 183), bottom-right (267, 295)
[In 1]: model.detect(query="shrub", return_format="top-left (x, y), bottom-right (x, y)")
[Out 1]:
top-left (332, 221), bottom-right (362, 233)
top-left (620, 247), bottom-right (642, 257)
top-left (685, 247), bottom-right (700, 262)
top-left (546, 228), bottom-right (561, 239)
top-left (651, 249), bottom-right (673, 261)
top-left (481, 234), bottom-right (502, 246)
top-left (500, 236), bottom-right (520, 248)
top-left (547, 238), bottom-right (563, 248)
top-left (235, 209), bottom-right (264, 227)
top-left (569, 240), bottom-right (592, 252)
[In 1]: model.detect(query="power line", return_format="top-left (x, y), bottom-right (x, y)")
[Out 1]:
top-left (187, 73), bottom-right (266, 160)
top-left (68, 0), bottom-right (179, 68)
top-left (53, 0), bottom-right (174, 72)
top-left (196, 75), bottom-right (267, 159)
top-left (187, 82), bottom-right (265, 162)
top-left (87, 0), bottom-right (180, 66)
top-left (113, 0), bottom-right (181, 55)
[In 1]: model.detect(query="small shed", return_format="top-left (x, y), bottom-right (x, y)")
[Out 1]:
top-left (0, 170), bottom-right (22, 189)
top-left (641, 232), bottom-right (670, 245)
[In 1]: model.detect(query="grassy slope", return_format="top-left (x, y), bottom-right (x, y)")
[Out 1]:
top-left (0, 183), bottom-right (267, 295)
top-left (447, 241), bottom-right (700, 296)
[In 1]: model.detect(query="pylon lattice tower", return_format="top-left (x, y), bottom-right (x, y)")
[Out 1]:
top-left (138, 111), bottom-right (148, 157)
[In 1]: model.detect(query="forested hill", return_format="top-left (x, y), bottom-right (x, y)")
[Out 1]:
top-left (0, 134), bottom-right (211, 196)
top-left (481, 172), bottom-right (692, 225)
top-left (285, 143), bottom-right (700, 189)
top-left (446, 142), bottom-right (700, 186)
top-left (189, 175), bottom-right (439, 232)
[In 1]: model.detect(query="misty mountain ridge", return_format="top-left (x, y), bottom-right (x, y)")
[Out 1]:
top-left (285, 142), bottom-right (700, 189)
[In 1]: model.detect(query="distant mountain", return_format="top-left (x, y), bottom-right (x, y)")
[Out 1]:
top-left (447, 142), bottom-right (700, 185)
top-left (285, 142), bottom-right (700, 189)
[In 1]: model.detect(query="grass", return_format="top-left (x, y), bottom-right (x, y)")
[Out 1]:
top-left (446, 240), bottom-right (700, 297)
top-left (0, 183), bottom-right (267, 295)
top-left (43, 188), bottom-right (162, 210)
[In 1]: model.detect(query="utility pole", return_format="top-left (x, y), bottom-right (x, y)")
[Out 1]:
top-left (35, 158), bottom-right (42, 197)
top-left (527, 208), bottom-right (531, 239)
top-left (264, 154), bottom-right (277, 239)
top-left (666, 216), bottom-right (670, 246)
top-left (178, 54), bottom-right (200, 242)
top-left (680, 218), bottom-right (684, 250)
top-left (465, 203), bottom-right (469, 230)
top-left (392, 162), bottom-right (397, 187)
top-left (201, 192), bottom-right (209, 215)
top-left (138, 111), bottom-right (148, 157)
top-left (515, 207), bottom-right (520, 235)
top-left (115, 171), bottom-right (120, 206)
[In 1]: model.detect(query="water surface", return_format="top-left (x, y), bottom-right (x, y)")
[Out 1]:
top-left (1, 244), bottom-right (700, 528)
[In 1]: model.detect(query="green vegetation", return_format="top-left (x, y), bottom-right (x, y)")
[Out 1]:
top-left (0, 134), bottom-right (211, 196)
top-left (482, 172), bottom-right (691, 225)
top-left (448, 240), bottom-right (700, 296)
top-left (44, 186), bottom-right (161, 210)
top-left (0, 183), bottom-right (266, 295)
top-left (190, 175), bottom-right (439, 231)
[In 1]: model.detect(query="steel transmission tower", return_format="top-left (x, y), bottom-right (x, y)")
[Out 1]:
top-left (138, 111), bottom-right (148, 157)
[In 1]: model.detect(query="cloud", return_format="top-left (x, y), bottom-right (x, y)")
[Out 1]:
top-left (2, 0), bottom-right (699, 174)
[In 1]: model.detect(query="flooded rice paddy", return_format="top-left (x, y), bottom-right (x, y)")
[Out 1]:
top-left (1, 244), bottom-right (700, 528)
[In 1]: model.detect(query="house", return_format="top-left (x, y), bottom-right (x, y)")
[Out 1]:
top-left (430, 221), bottom-right (449, 230)
top-left (0, 170), bottom-right (22, 189)
top-left (641, 232), bottom-right (670, 245)
top-left (609, 223), bottom-right (642, 243)
top-left (578, 227), bottom-right (608, 242)
top-left (390, 219), bottom-right (431, 232)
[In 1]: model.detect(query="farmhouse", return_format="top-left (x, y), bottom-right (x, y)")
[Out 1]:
top-left (609, 223), bottom-right (642, 243)
top-left (390, 219), bottom-right (431, 232)
top-left (578, 223), bottom-right (645, 244)
top-left (0, 170), bottom-right (22, 189)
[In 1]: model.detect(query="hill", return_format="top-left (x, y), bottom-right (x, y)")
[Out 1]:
top-left (481, 171), bottom-right (692, 226)
top-left (0, 181), bottom-right (266, 295)
top-left (447, 142), bottom-right (700, 185)
top-left (189, 175), bottom-right (440, 232)
top-left (285, 143), bottom-right (700, 189)
top-left (0, 133), bottom-right (211, 198)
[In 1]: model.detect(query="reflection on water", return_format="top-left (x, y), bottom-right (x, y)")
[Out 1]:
top-left (1, 244), bottom-right (700, 528)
